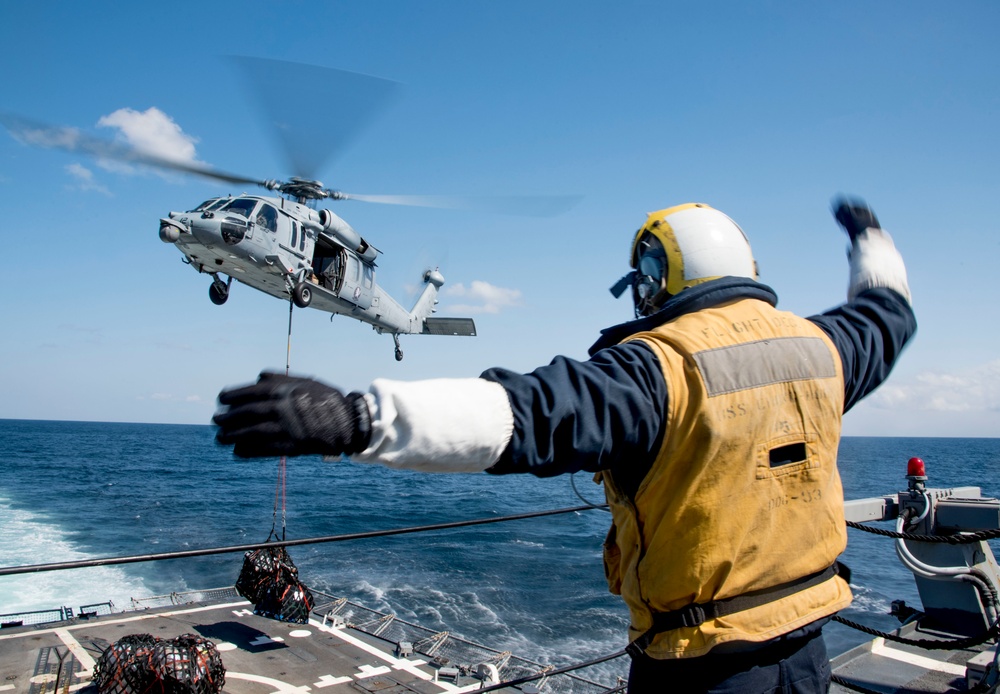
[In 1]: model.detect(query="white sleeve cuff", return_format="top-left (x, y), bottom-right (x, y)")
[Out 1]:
top-left (848, 227), bottom-right (912, 304)
top-left (350, 377), bottom-right (514, 473)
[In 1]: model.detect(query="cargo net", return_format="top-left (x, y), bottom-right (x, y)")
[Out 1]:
top-left (235, 543), bottom-right (314, 624)
top-left (92, 633), bottom-right (225, 694)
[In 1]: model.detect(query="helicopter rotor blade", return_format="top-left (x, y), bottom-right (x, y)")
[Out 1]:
top-left (331, 191), bottom-right (582, 218)
top-left (228, 56), bottom-right (401, 181)
top-left (0, 113), bottom-right (268, 188)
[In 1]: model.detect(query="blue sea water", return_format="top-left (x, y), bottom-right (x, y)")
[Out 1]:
top-left (0, 419), bottom-right (997, 674)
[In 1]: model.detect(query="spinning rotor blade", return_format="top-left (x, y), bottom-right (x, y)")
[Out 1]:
top-left (334, 191), bottom-right (582, 217)
top-left (229, 56), bottom-right (401, 181)
top-left (0, 113), bottom-right (267, 188)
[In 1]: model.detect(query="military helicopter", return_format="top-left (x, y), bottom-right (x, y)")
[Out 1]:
top-left (2, 58), bottom-right (575, 361)
top-left (156, 181), bottom-right (469, 361)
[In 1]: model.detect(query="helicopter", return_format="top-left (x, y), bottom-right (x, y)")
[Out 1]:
top-left (156, 180), bottom-right (472, 362)
top-left (2, 58), bottom-right (575, 361)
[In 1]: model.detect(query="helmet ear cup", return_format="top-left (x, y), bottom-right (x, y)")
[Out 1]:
top-left (632, 238), bottom-right (669, 317)
top-left (633, 276), bottom-right (670, 317)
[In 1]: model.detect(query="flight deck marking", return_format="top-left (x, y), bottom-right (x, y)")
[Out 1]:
top-left (54, 628), bottom-right (95, 676)
top-left (356, 665), bottom-right (391, 679)
top-left (870, 638), bottom-right (966, 676)
top-left (309, 618), bottom-right (463, 691)
top-left (227, 672), bottom-right (311, 694)
top-left (250, 635), bottom-right (285, 646)
top-left (0, 684), bottom-right (16, 691)
top-left (313, 675), bottom-right (352, 688)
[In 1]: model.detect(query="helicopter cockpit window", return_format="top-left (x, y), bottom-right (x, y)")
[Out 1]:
top-left (256, 204), bottom-right (278, 233)
top-left (220, 198), bottom-right (258, 219)
top-left (190, 198), bottom-right (228, 213)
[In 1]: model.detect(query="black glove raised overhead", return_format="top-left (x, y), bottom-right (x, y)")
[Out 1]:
top-left (832, 196), bottom-right (880, 241)
top-left (214, 372), bottom-right (371, 458)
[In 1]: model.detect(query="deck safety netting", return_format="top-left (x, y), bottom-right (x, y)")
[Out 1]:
top-left (0, 606), bottom-right (69, 627)
top-left (314, 591), bottom-right (622, 693)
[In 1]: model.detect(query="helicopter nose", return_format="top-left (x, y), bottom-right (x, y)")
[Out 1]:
top-left (159, 218), bottom-right (188, 243)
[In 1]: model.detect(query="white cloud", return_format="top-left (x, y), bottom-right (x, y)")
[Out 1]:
top-left (442, 280), bottom-right (523, 315)
top-left (867, 360), bottom-right (1000, 413)
top-left (97, 107), bottom-right (200, 167)
top-left (64, 162), bottom-right (111, 196)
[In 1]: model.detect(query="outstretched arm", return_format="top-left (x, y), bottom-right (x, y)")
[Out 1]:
top-left (809, 197), bottom-right (917, 412)
top-left (214, 341), bottom-right (667, 480)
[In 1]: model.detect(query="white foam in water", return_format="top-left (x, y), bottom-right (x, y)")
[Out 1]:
top-left (0, 498), bottom-right (152, 614)
top-left (847, 584), bottom-right (893, 615)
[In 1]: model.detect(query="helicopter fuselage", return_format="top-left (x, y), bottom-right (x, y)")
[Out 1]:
top-left (158, 194), bottom-right (475, 360)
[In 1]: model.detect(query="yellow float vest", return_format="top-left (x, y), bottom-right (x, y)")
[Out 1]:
top-left (599, 297), bottom-right (851, 659)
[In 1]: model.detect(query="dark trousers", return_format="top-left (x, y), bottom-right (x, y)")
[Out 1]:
top-left (627, 629), bottom-right (830, 694)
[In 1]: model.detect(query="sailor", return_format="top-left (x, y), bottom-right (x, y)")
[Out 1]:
top-left (214, 197), bottom-right (916, 693)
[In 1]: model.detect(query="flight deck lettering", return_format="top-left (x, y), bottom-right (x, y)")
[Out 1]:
top-left (700, 315), bottom-right (805, 342)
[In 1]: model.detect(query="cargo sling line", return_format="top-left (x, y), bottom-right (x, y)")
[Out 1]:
top-left (233, 299), bottom-right (315, 625)
top-left (269, 298), bottom-right (295, 543)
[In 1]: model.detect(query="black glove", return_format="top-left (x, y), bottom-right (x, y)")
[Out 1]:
top-left (832, 196), bottom-right (880, 241)
top-left (213, 372), bottom-right (371, 458)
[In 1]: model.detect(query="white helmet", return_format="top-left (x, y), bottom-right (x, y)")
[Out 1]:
top-left (625, 203), bottom-right (757, 316)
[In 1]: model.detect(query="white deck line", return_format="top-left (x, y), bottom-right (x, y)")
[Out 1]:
top-left (53, 628), bottom-right (95, 675)
top-left (227, 671), bottom-right (312, 694)
top-left (870, 637), bottom-right (967, 676)
top-left (309, 617), bottom-right (463, 692)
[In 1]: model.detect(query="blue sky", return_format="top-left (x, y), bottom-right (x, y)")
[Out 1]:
top-left (0, 2), bottom-right (997, 437)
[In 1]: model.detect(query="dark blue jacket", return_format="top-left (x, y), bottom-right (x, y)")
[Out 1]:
top-left (482, 277), bottom-right (916, 495)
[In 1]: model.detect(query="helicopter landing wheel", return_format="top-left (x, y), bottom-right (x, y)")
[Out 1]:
top-left (393, 334), bottom-right (403, 361)
top-left (209, 280), bottom-right (229, 305)
top-left (292, 282), bottom-right (312, 308)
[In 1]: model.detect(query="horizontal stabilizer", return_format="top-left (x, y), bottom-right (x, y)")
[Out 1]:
top-left (423, 317), bottom-right (477, 337)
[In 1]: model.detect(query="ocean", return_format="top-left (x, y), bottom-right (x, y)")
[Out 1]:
top-left (0, 419), bottom-right (997, 679)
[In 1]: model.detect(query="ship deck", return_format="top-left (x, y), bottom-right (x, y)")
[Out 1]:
top-left (830, 621), bottom-right (995, 693)
top-left (0, 594), bottom-right (515, 694)
top-left (2, 589), bottom-right (997, 694)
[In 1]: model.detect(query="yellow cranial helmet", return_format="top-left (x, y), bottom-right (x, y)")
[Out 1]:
top-left (628, 203), bottom-right (757, 316)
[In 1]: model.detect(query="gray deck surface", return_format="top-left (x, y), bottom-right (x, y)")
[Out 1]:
top-left (830, 624), bottom-right (989, 693)
top-left (0, 598), bottom-right (487, 694)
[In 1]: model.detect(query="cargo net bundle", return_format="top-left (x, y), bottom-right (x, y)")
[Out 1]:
top-left (235, 543), bottom-right (314, 624)
top-left (92, 633), bottom-right (225, 694)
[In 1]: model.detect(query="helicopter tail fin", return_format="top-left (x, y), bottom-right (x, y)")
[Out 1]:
top-left (410, 269), bottom-right (477, 337)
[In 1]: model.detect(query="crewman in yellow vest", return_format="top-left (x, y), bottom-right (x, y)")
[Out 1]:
top-left (214, 197), bottom-right (916, 693)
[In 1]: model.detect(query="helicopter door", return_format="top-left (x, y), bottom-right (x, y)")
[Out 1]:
top-left (340, 255), bottom-right (373, 309)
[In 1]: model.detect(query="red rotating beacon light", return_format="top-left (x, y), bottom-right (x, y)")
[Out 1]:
top-left (906, 456), bottom-right (927, 489)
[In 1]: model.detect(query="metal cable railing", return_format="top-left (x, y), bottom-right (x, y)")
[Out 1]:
top-left (0, 504), bottom-right (603, 577)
